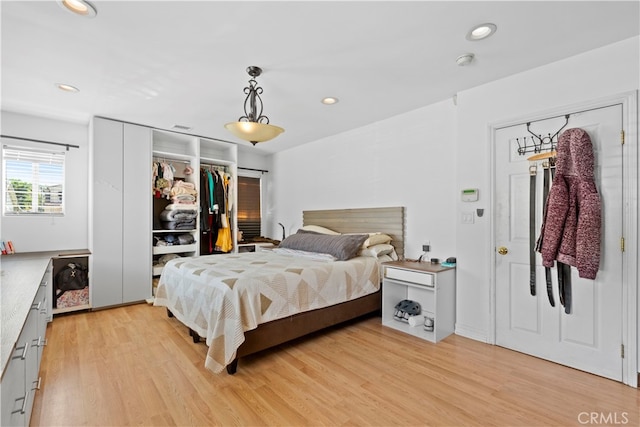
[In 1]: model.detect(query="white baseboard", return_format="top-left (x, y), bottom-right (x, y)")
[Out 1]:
top-left (454, 323), bottom-right (489, 343)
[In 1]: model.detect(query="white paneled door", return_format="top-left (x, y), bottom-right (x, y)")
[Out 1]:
top-left (494, 104), bottom-right (623, 381)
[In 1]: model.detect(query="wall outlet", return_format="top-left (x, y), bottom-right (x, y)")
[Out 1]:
top-left (422, 244), bottom-right (431, 252)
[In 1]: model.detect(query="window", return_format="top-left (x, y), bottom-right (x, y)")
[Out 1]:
top-left (236, 175), bottom-right (261, 240)
top-left (2, 146), bottom-right (65, 215)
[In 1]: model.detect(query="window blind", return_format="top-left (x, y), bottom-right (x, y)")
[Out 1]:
top-left (237, 176), bottom-right (261, 239)
top-left (3, 145), bottom-right (65, 215)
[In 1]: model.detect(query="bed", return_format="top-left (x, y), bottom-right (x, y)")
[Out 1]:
top-left (154, 206), bottom-right (405, 374)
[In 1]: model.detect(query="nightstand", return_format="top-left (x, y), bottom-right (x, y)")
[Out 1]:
top-left (381, 261), bottom-right (456, 343)
top-left (237, 242), bottom-right (275, 253)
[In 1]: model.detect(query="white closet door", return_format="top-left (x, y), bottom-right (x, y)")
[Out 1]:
top-left (123, 124), bottom-right (152, 303)
top-left (92, 118), bottom-right (124, 308)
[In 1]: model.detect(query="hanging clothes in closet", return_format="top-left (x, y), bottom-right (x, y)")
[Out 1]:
top-left (152, 161), bottom-right (176, 199)
top-left (200, 166), bottom-right (234, 254)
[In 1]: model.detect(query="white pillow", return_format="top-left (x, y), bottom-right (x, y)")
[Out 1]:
top-left (299, 225), bottom-right (341, 235)
top-left (362, 233), bottom-right (392, 248)
top-left (359, 243), bottom-right (395, 258)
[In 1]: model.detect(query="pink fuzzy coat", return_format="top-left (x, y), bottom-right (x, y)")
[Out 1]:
top-left (537, 128), bottom-right (601, 280)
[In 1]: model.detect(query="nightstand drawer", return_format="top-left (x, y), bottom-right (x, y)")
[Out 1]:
top-left (385, 267), bottom-right (433, 287)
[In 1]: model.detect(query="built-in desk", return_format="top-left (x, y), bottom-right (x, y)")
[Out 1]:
top-left (1, 250), bottom-right (89, 426)
top-left (2, 253), bottom-right (52, 377)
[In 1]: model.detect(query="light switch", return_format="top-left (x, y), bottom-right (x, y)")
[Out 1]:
top-left (461, 211), bottom-right (475, 224)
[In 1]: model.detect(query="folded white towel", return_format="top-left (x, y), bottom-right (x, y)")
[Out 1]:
top-left (164, 203), bottom-right (198, 211)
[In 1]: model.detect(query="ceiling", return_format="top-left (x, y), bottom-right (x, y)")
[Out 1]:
top-left (2, 1), bottom-right (638, 154)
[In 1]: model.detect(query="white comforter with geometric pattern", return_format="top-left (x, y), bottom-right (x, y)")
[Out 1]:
top-left (154, 250), bottom-right (380, 373)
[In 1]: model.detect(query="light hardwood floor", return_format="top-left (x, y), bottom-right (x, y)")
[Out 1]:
top-left (31, 303), bottom-right (639, 426)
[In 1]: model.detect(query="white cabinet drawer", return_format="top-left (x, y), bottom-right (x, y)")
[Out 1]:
top-left (385, 267), bottom-right (433, 287)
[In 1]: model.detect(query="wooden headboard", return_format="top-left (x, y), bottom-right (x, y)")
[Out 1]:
top-left (303, 206), bottom-right (405, 260)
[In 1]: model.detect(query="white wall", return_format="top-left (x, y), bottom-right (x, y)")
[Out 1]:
top-left (1, 111), bottom-right (89, 252)
top-left (270, 35), bottom-right (639, 376)
top-left (270, 98), bottom-right (458, 263)
top-left (454, 36), bottom-right (639, 343)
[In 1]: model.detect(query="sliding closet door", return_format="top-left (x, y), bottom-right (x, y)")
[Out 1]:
top-left (123, 124), bottom-right (151, 302)
top-left (92, 118), bottom-right (152, 308)
top-left (92, 118), bottom-right (124, 307)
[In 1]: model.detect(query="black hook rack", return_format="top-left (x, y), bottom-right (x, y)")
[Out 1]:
top-left (516, 114), bottom-right (570, 156)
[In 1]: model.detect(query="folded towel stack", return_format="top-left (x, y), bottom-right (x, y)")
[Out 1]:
top-left (160, 205), bottom-right (198, 230)
top-left (170, 181), bottom-right (198, 204)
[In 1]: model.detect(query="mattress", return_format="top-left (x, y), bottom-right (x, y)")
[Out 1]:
top-left (154, 250), bottom-right (380, 373)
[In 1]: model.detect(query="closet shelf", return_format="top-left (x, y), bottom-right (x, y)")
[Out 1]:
top-left (153, 229), bottom-right (197, 234)
top-left (153, 150), bottom-right (192, 162)
top-left (153, 244), bottom-right (197, 255)
top-left (200, 157), bottom-right (235, 167)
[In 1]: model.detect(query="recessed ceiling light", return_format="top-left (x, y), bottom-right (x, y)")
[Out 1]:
top-left (56, 83), bottom-right (80, 92)
top-left (57, 0), bottom-right (97, 18)
top-left (466, 23), bottom-right (497, 41)
top-left (321, 97), bottom-right (339, 105)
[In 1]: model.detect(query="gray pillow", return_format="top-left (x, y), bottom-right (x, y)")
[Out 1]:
top-left (279, 233), bottom-right (368, 261)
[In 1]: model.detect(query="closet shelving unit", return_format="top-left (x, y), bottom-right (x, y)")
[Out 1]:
top-left (152, 130), bottom-right (200, 280)
top-left (92, 117), bottom-right (239, 303)
top-left (151, 131), bottom-right (238, 285)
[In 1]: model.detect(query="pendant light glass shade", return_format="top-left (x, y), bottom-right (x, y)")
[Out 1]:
top-left (225, 66), bottom-right (284, 146)
top-left (224, 121), bottom-right (284, 145)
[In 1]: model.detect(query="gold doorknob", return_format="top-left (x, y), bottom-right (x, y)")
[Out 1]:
top-left (497, 246), bottom-right (509, 255)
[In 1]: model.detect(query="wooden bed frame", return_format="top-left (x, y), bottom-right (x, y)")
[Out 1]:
top-left (180, 206), bottom-right (405, 374)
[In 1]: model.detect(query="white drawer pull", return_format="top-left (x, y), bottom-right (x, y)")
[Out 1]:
top-left (11, 390), bottom-right (29, 414)
top-left (12, 343), bottom-right (28, 360)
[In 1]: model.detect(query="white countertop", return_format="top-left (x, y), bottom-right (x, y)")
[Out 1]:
top-left (0, 250), bottom-right (89, 378)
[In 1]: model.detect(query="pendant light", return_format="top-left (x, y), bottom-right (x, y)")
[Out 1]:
top-left (225, 66), bottom-right (284, 145)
